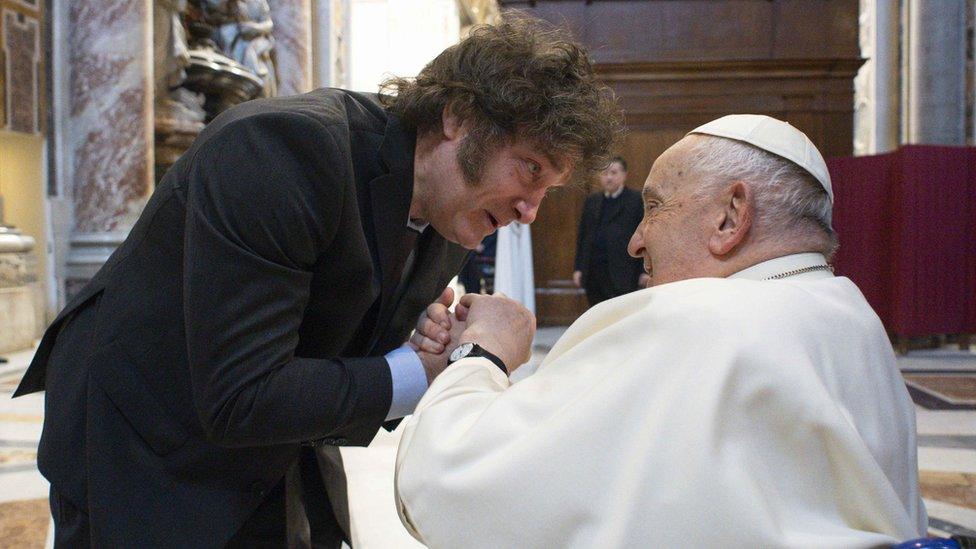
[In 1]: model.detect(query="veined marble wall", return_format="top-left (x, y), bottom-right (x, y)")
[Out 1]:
top-left (67, 1), bottom-right (153, 234)
top-left (57, 0), bottom-right (153, 298)
top-left (49, 0), bottom-right (317, 303)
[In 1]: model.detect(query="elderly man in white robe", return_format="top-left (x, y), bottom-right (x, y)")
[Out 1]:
top-left (396, 115), bottom-right (926, 548)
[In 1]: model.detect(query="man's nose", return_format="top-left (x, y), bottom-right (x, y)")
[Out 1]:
top-left (514, 191), bottom-right (545, 224)
top-left (514, 200), bottom-right (539, 224)
top-left (627, 228), bottom-right (644, 258)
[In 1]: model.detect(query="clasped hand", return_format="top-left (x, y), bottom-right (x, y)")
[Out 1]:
top-left (408, 288), bottom-right (536, 383)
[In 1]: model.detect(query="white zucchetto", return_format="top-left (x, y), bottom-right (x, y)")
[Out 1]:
top-left (689, 114), bottom-right (833, 202)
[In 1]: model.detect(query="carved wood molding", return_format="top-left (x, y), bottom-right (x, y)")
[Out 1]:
top-left (594, 58), bottom-right (866, 82)
top-left (0, 0), bottom-right (43, 134)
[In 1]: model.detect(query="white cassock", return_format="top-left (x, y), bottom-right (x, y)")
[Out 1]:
top-left (395, 253), bottom-right (925, 548)
top-left (492, 222), bottom-right (535, 314)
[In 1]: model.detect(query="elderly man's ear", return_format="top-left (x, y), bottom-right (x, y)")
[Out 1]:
top-left (707, 180), bottom-right (752, 256)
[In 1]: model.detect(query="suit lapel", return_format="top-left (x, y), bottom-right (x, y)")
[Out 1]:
top-left (368, 231), bottom-right (456, 353)
top-left (364, 116), bottom-right (416, 351)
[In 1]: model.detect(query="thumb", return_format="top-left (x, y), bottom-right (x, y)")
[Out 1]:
top-left (437, 286), bottom-right (455, 307)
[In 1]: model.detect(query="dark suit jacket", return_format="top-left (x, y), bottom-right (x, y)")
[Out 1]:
top-left (573, 187), bottom-right (645, 294)
top-left (14, 89), bottom-right (468, 547)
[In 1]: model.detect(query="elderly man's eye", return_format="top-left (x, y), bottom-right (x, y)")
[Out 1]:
top-left (527, 161), bottom-right (541, 175)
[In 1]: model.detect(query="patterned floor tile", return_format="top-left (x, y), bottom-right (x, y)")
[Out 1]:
top-left (0, 498), bottom-right (49, 549)
top-left (920, 470), bottom-right (976, 511)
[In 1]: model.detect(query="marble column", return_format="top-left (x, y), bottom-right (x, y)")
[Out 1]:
top-left (311, 0), bottom-right (351, 88)
top-left (906, 0), bottom-right (966, 145)
top-left (271, 0), bottom-right (313, 96)
top-left (62, 0), bottom-right (154, 297)
top-left (854, 0), bottom-right (900, 155)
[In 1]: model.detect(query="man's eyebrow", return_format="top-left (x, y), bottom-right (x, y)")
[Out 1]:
top-left (539, 151), bottom-right (564, 171)
top-left (642, 188), bottom-right (658, 201)
top-left (523, 141), bottom-right (565, 172)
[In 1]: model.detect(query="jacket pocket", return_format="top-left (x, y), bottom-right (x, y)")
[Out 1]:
top-left (91, 342), bottom-right (189, 456)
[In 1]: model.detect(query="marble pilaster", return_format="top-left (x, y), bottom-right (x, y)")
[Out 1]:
top-left (270, 0), bottom-right (313, 96)
top-left (311, 0), bottom-right (350, 88)
top-left (906, 0), bottom-right (967, 145)
top-left (62, 0), bottom-right (153, 296)
top-left (854, 0), bottom-right (900, 155)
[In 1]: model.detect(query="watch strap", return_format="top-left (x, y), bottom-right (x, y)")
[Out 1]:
top-left (451, 343), bottom-right (508, 375)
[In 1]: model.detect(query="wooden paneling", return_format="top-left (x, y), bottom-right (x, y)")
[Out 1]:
top-left (503, 0), bottom-right (862, 326)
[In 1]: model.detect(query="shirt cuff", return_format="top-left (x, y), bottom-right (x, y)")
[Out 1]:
top-left (385, 346), bottom-right (429, 420)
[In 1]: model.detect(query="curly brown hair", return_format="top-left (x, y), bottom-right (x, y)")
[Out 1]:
top-left (380, 15), bottom-right (621, 186)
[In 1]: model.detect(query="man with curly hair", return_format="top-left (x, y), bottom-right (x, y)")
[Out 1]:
top-left (14, 17), bottom-right (619, 547)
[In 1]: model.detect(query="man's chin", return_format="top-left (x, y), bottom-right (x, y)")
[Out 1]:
top-left (454, 229), bottom-right (493, 250)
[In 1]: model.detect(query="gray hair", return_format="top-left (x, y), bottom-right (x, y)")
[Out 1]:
top-left (685, 135), bottom-right (838, 255)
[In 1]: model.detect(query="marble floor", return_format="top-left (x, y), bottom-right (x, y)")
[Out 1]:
top-left (1, 329), bottom-right (975, 547)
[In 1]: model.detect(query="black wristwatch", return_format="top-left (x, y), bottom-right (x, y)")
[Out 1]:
top-left (449, 343), bottom-right (508, 375)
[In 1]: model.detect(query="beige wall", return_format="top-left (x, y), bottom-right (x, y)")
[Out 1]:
top-left (0, 130), bottom-right (49, 318)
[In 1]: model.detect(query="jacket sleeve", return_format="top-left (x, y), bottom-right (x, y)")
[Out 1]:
top-left (182, 112), bottom-right (391, 448)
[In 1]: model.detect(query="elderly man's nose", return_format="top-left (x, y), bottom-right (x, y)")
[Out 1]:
top-left (627, 229), bottom-right (644, 258)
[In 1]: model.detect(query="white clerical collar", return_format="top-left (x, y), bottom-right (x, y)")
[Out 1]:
top-left (728, 253), bottom-right (833, 281)
top-left (407, 218), bottom-right (429, 233)
top-left (604, 186), bottom-right (624, 199)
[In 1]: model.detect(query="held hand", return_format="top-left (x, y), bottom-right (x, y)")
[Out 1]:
top-left (417, 313), bottom-right (466, 384)
top-left (572, 271), bottom-right (583, 288)
top-left (407, 287), bottom-right (455, 354)
top-left (456, 293), bottom-right (535, 372)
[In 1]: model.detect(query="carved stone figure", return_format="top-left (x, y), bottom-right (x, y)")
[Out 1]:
top-left (205, 0), bottom-right (277, 97)
top-left (154, 0), bottom-right (206, 172)
top-left (154, 0), bottom-right (207, 126)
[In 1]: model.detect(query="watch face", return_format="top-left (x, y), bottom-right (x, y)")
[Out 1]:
top-left (450, 342), bottom-right (474, 362)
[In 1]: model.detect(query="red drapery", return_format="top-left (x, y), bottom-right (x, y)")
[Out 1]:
top-left (827, 145), bottom-right (976, 337)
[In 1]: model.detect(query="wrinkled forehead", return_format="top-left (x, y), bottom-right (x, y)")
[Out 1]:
top-left (644, 136), bottom-right (698, 193)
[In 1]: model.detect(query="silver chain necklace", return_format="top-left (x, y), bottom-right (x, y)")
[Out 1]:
top-left (763, 264), bottom-right (834, 280)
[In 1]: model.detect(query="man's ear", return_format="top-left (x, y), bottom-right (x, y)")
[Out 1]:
top-left (708, 180), bottom-right (752, 256)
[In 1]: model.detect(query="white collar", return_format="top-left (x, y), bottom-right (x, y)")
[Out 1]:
top-left (728, 253), bottom-right (833, 281)
top-left (604, 186), bottom-right (624, 199)
top-left (407, 218), bottom-right (429, 233)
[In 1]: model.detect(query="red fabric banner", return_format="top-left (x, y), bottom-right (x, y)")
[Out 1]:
top-left (827, 146), bottom-right (976, 337)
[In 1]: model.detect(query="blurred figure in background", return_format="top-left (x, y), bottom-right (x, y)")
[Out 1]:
top-left (573, 156), bottom-right (647, 306)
